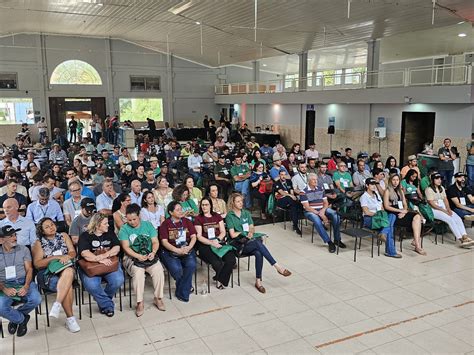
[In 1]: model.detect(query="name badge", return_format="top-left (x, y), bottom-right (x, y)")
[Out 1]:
top-left (413, 205), bottom-right (419, 212)
top-left (238, 173), bottom-right (243, 176)
top-left (323, 183), bottom-right (329, 190)
top-left (347, 162), bottom-right (352, 169)
top-left (5, 266), bottom-right (16, 280)
top-left (376, 204), bottom-right (382, 211)
top-left (176, 230), bottom-right (186, 245)
top-left (192, 198), bottom-right (198, 206)
top-left (74, 210), bottom-right (81, 218)
top-left (242, 223), bottom-right (249, 232)
top-left (460, 197), bottom-right (466, 205)
top-left (207, 227), bottom-right (216, 240)
top-left (397, 201), bottom-right (403, 209)
top-left (437, 199), bottom-right (446, 209)
top-left (52, 250), bottom-right (63, 256)
top-left (342, 180), bottom-right (349, 188)
top-left (174, 156), bottom-right (177, 160)
top-left (292, 167), bottom-right (298, 173)
top-left (223, 169), bottom-right (229, 175)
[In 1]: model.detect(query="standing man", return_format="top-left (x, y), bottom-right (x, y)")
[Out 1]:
top-left (147, 117), bottom-right (156, 139)
top-left (37, 117), bottom-right (48, 143)
top-left (230, 155), bottom-right (251, 208)
top-left (68, 116), bottom-right (77, 143)
top-left (215, 122), bottom-right (230, 143)
top-left (438, 138), bottom-right (457, 188)
top-left (466, 133), bottom-right (474, 187)
top-left (0, 226), bottom-right (42, 337)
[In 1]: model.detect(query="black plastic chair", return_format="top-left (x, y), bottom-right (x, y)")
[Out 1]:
top-left (0, 302), bottom-right (39, 338)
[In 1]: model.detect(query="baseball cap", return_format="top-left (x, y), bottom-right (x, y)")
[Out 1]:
top-left (454, 172), bottom-right (467, 178)
top-left (80, 198), bottom-right (96, 212)
top-left (0, 225), bottom-right (21, 238)
top-left (408, 155), bottom-right (417, 161)
top-left (365, 178), bottom-right (378, 185)
top-left (125, 164), bottom-right (132, 172)
top-left (149, 156), bottom-right (158, 162)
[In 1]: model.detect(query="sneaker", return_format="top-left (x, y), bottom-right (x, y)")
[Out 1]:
top-left (384, 253), bottom-right (402, 258)
top-left (460, 236), bottom-right (474, 248)
top-left (293, 226), bottom-right (302, 235)
top-left (49, 301), bottom-right (62, 319)
top-left (336, 240), bottom-right (346, 249)
top-left (16, 314), bottom-right (30, 337)
top-left (8, 321), bottom-right (18, 335)
top-left (464, 215), bottom-right (474, 221)
top-left (328, 241), bottom-right (336, 253)
top-left (65, 317), bottom-right (80, 333)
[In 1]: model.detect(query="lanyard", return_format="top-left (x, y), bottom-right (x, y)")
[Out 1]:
top-left (39, 203), bottom-right (49, 218)
top-left (72, 198), bottom-right (81, 210)
top-left (170, 218), bottom-right (184, 234)
top-left (299, 173), bottom-right (307, 183)
top-left (1, 248), bottom-right (17, 271)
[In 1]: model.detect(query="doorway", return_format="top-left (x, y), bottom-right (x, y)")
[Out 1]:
top-left (400, 111), bottom-right (435, 164)
top-left (49, 97), bottom-right (106, 140)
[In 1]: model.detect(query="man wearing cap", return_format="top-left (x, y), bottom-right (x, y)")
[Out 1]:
top-left (149, 156), bottom-right (161, 177)
top-left (342, 148), bottom-right (356, 174)
top-left (269, 157), bottom-right (290, 182)
top-left (438, 138), bottom-right (457, 188)
top-left (0, 151), bottom-right (20, 171)
top-left (0, 225), bottom-right (41, 337)
top-left (332, 161), bottom-right (354, 194)
top-left (400, 155), bottom-right (421, 179)
top-left (214, 154), bottom-right (233, 200)
top-left (327, 151), bottom-right (342, 173)
top-left (352, 159), bottom-right (373, 190)
top-left (231, 155), bottom-right (252, 208)
top-left (49, 143), bottom-right (68, 165)
top-left (0, 199), bottom-right (36, 246)
top-left (69, 198), bottom-right (96, 244)
top-left (63, 181), bottom-right (87, 227)
top-left (26, 188), bottom-right (64, 224)
top-left (447, 172), bottom-right (474, 221)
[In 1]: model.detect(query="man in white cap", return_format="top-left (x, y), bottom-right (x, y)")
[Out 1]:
top-left (400, 155), bottom-right (420, 179)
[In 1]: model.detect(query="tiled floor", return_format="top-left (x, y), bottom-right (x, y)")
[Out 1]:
top-left (2, 222), bottom-right (473, 354)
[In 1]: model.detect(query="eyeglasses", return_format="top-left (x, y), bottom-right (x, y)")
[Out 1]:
top-left (70, 189), bottom-right (81, 193)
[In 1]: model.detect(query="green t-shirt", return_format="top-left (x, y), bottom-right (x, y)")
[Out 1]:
top-left (332, 171), bottom-right (352, 190)
top-left (180, 199), bottom-right (199, 215)
top-left (420, 176), bottom-right (431, 193)
top-left (401, 180), bottom-right (417, 194)
top-left (214, 163), bottom-right (232, 179)
top-left (225, 209), bottom-right (253, 233)
top-left (230, 164), bottom-right (250, 178)
top-left (118, 221), bottom-right (157, 245)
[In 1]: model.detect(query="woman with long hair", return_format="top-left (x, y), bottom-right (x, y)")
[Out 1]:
top-left (141, 191), bottom-right (165, 230)
top-left (384, 156), bottom-right (400, 175)
top-left (112, 193), bottom-right (131, 232)
top-left (401, 169), bottom-right (423, 207)
top-left (360, 178), bottom-right (400, 258)
top-left (249, 161), bottom-right (272, 219)
top-left (32, 218), bottom-right (80, 332)
top-left (78, 164), bottom-right (93, 187)
top-left (250, 150), bottom-right (266, 170)
top-left (425, 173), bottom-right (474, 248)
top-left (153, 176), bottom-right (173, 212)
top-left (226, 193), bottom-right (291, 293)
top-left (172, 184), bottom-right (198, 220)
top-left (383, 174), bottom-right (425, 255)
top-left (77, 213), bottom-right (124, 317)
top-left (290, 143), bottom-right (304, 162)
top-left (183, 175), bottom-right (202, 206)
top-left (195, 197), bottom-right (235, 289)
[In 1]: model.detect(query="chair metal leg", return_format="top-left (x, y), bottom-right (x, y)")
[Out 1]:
top-left (129, 275), bottom-right (132, 308)
top-left (237, 257), bottom-right (241, 286)
top-left (371, 234), bottom-right (374, 258)
top-left (353, 237), bottom-right (358, 262)
top-left (283, 210), bottom-right (287, 230)
top-left (207, 264), bottom-right (211, 293)
top-left (311, 223), bottom-right (314, 243)
top-left (0, 317), bottom-right (3, 338)
top-left (231, 268), bottom-right (234, 288)
top-left (35, 306), bottom-right (39, 330)
top-left (88, 293), bottom-right (92, 318)
top-left (167, 270), bottom-right (172, 300)
top-left (194, 268), bottom-right (197, 295)
top-left (247, 256), bottom-right (250, 271)
top-left (358, 236), bottom-right (362, 249)
top-left (44, 292), bottom-right (50, 327)
top-left (119, 286), bottom-right (123, 312)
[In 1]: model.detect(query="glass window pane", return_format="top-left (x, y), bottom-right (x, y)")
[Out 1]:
top-left (119, 98), bottom-right (164, 122)
top-left (0, 98), bottom-right (34, 124)
top-left (50, 60), bottom-right (102, 85)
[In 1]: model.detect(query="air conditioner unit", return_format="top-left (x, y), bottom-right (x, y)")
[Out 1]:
top-left (374, 127), bottom-right (386, 139)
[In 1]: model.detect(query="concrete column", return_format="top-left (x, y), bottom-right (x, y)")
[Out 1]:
top-left (298, 51), bottom-right (308, 91)
top-left (166, 53), bottom-right (175, 125)
top-left (35, 34), bottom-right (49, 138)
top-left (252, 60), bottom-right (260, 82)
top-left (366, 39), bottom-right (380, 88)
top-left (104, 38), bottom-right (115, 115)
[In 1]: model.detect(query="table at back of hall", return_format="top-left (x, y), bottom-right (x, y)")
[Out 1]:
top-left (134, 127), bottom-right (281, 146)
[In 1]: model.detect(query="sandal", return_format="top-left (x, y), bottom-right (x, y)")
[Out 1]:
top-left (414, 248), bottom-right (427, 256)
top-left (216, 284), bottom-right (225, 290)
top-left (255, 283), bottom-right (266, 294)
top-left (278, 269), bottom-right (292, 277)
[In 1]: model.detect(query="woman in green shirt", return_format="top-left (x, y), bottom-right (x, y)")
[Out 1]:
top-left (225, 193), bottom-right (291, 294)
top-left (172, 184), bottom-right (198, 220)
top-left (401, 169), bottom-right (423, 209)
top-left (184, 175), bottom-right (203, 206)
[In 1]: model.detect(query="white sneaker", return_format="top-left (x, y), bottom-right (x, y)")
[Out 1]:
top-left (460, 237), bottom-right (474, 248)
top-left (65, 317), bottom-right (80, 333)
top-left (49, 301), bottom-right (62, 319)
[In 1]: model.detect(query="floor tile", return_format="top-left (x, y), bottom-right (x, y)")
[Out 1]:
top-left (315, 302), bottom-right (370, 327)
top-left (186, 308), bottom-right (239, 337)
top-left (158, 338), bottom-right (211, 354)
top-left (265, 338), bottom-right (319, 354)
top-left (407, 327), bottom-right (472, 353)
top-left (225, 301), bottom-right (276, 327)
top-left (372, 338), bottom-right (429, 354)
top-left (244, 319), bottom-right (300, 349)
top-left (99, 328), bottom-right (154, 354)
top-left (280, 310), bottom-right (337, 337)
top-left (144, 319), bottom-right (199, 350)
top-left (202, 328), bottom-right (261, 354)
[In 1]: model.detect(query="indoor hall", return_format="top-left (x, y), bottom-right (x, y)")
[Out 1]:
top-left (0, 1), bottom-right (473, 354)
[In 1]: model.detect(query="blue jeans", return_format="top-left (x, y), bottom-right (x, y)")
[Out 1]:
top-left (241, 238), bottom-right (276, 279)
top-left (467, 165), bottom-right (474, 187)
top-left (79, 267), bottom-right (124, 312)
top-left (160, 249), bottom-right (196, 302)
top-left (188, 169), bottom-right (202, 184)
top-left (325, 208), bottom-right (341, 241)
top-left (453, 205), bottom-right (474, 219)
top-left (363, 214), bottom-right (397, 256)
top-left (0, 280), bottom-right (41, 324)
top-left (304, 211), bottom-right (331, 243)
top-left (439, 170), bottom-right (454, 188)
top-left (37, 268), bottom-right (61, 292)
top-left (234, 179), bottom-right (251, 208)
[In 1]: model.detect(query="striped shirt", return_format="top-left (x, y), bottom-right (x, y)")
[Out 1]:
top-left (300, 186), bottom-right (326, 210)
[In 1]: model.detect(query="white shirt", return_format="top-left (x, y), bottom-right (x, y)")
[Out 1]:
top-left (291, 173), bottom-right (308, 192)
top-left (360, 191), bottom-right (383, 215)
top-left (20, 159), bottom-right (41, 171)
top-left (140, 206), bottom-right (164, 229)
top-left (188, 155), bottom-right (203, 170)
top-left (216, 126), bottom-right (229, 142)
top-left (305, 148), bottom-right (319, 160)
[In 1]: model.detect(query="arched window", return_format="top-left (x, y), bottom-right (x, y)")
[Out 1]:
top-left (50, 60), bottom-right (102, 85)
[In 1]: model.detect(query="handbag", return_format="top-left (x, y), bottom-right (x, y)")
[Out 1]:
top-left (371, 210), bottom-right (390, 229)
top-left (259, 179), bottom-right (273, 194)
top-left (78, 249), bottom-right (119, 277)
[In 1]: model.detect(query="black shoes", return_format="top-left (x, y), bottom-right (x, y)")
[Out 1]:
top-left (293, 226), bottom-right (302, 235)
top-left (328, 241), bottom-right (336, 253)
top-left (16, 314), bottom-right (30, 337)
top-left (336, 240), bottom-right (347, 249)
top-left (8, 321), bottom-right (18, 335)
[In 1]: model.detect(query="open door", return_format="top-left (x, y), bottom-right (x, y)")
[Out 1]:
top-left (400, 111), bottom-right (435, 164)
top-left (49, 97), bottom-right (67, 135)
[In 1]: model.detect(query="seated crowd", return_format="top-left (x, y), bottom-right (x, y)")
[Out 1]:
top-left (0, 120), bottom-right (473, 339)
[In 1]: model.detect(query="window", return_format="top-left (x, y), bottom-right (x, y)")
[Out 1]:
top-left (119, 98), bottom-right (163, 122)
top-left (284, 74), bottom-right (299, 89)
top-left (0, 73), bottom-right (18, 90)
top-left (50, 60), bottom-right (102, 85)
top-left (0, 98), bottom-right (34, 125)
top-left (344, 67), bottom-right (366, 84)
top-left (130, 76), bottom-right (161, 91)
top-left (335, 69), bottom-right (343, 85)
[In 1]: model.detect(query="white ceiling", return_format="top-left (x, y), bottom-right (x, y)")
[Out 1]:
top-left (0, 0), bottom-right (472, 67)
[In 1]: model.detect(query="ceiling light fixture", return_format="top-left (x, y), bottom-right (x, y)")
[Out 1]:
top-left (457, 21), bottom-right (465, 25)
top-left (458, 33), bottom-right (467, 37)
top-left (168, 1), bottom-right (193, 15)
top-left (262, 64), bottom-right (267, 67)
top-left (195, 21), bottom-right (201, 25)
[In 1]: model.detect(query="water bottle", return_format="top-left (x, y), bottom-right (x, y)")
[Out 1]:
top-left (200, 282), bottom-right (208, 296)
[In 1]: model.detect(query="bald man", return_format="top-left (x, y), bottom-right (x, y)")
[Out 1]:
top-left (129, 180), bottom-right (143, 205)
top-left (0, 198), bottom-right (36, 246)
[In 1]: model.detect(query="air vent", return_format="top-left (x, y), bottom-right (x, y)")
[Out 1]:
top-left (130, 76), bottom-right (160, 91)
